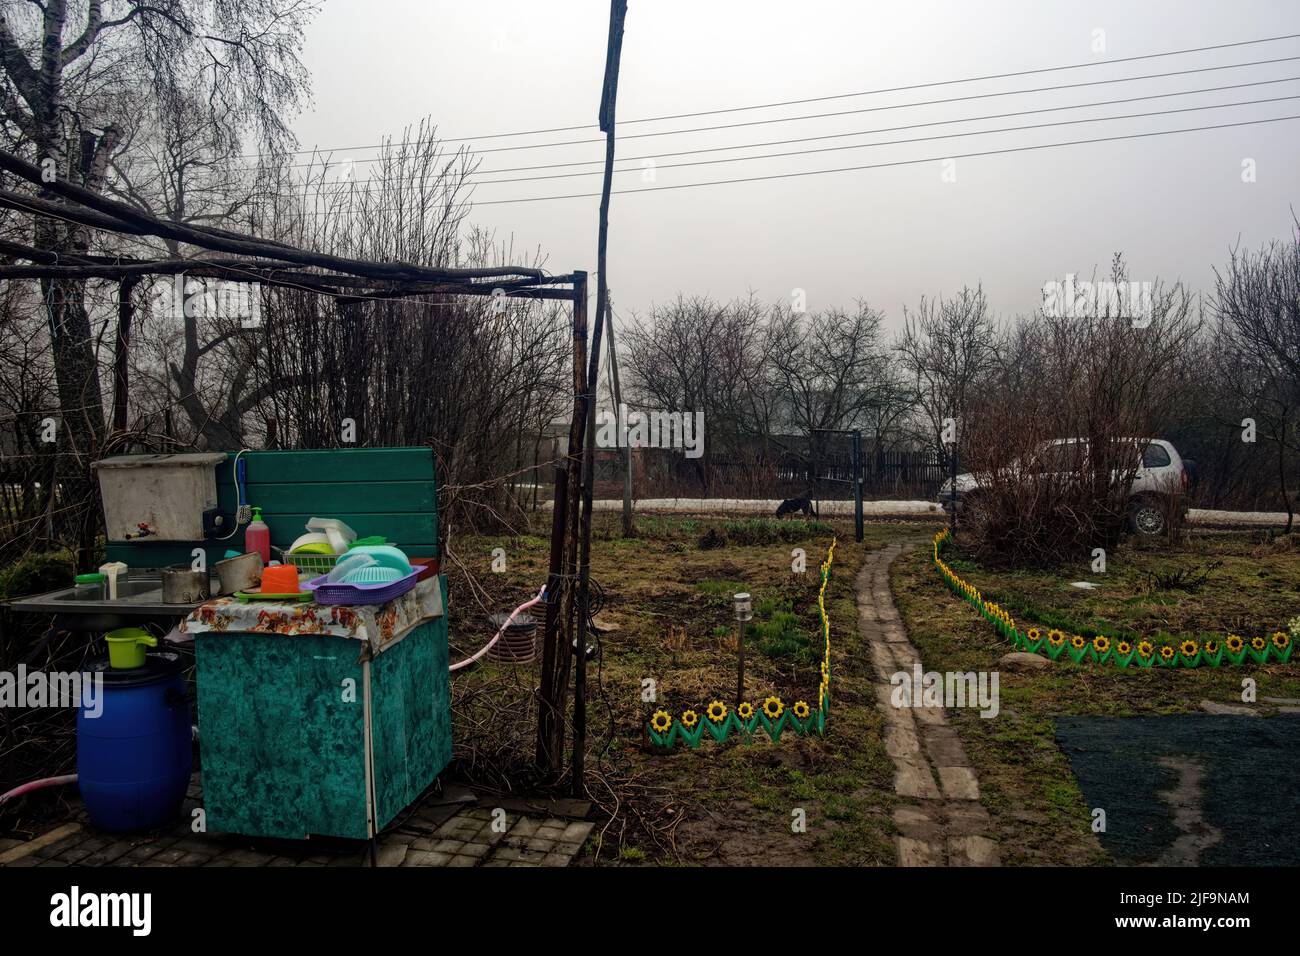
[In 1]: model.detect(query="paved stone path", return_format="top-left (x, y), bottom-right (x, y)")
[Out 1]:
top-left (1, 775), bottom-right (593, 868)
top-left (857, 542), bottom-right (1000, 867)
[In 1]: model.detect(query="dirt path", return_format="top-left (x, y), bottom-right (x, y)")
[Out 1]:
top-left (857, 542), bottom-right (1000, 866)
top-left (1150, 755), bottom-right (1223, 866)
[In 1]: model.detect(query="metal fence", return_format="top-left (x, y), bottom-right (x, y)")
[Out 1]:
top-left (591, 445), bottom-right (946, 501)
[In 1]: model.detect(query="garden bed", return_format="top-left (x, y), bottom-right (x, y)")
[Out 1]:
top-left (891, 530), bottom-right (1300, 866)
top-left (447, 515), bottom-right (928, 865)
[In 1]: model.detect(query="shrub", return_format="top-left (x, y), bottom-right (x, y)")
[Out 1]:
top-left (0, 549), bottom-right (75, 600)
top-left (698, 527), bottom-right (726, 550)
top-left (959, 293), bottom-right (1197, 566)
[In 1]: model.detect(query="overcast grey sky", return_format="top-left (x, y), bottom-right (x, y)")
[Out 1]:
top-left (291, 0), bottom-right (1300, 327)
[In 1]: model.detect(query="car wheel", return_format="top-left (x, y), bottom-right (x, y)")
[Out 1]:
top-left (1129, 498), bottom-right (1165, 537)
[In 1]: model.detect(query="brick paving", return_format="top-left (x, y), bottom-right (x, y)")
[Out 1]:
top-left (0, 776), bottom-right (594, 868)
top-left (858, 542), bottom-right (1001, 867)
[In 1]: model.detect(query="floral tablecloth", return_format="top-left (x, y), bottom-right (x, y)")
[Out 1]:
top-left (180, 576), bottom-right (444, 656)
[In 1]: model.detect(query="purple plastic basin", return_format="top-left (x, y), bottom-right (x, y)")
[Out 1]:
top-left (304, 569), bottom-right (420, 606)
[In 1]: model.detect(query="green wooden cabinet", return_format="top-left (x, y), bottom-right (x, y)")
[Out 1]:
top-left (193, 577), bottom-right (451, 841)
top-left (159, 447), bottom-right (451, 841)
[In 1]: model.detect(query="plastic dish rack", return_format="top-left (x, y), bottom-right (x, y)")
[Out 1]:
top-left (304, 569), bottom-right (420, 606)
top-left (289, 552), bottom-right (338, 576)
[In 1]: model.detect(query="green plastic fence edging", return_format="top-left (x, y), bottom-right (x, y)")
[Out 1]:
top-left (931, 529), bottom-right (1296, 669)
top-left (646, 539), bottom-right (838, 750)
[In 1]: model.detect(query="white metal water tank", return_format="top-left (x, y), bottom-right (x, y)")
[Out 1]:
top-left (92, 452), bottom-right (228, 541)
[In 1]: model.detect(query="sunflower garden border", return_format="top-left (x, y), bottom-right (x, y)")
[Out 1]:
top-left (931, 529), bottom-right (1296, 669)
top-left (646, 539), bottom-right (837, 750)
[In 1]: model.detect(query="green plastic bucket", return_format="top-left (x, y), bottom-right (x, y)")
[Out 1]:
top-left (105, 627), bottom-right (158, 669)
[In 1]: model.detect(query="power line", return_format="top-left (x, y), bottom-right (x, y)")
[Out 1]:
top-left (472, 53), bottom-right (1300, 151)
top-left (473, 74), bottom-right (1300, 176)
top-left (238, 30), bottom-right (1300, 158)
top-left (278, 97), bottom-right (1298, 213)
top-left (474, 93), bottom-right (1300, 186)
top-left (274, 107), bottom-right (1300, 217)
top-left (464, 112), bottom-right (1300, 206)
top-left (245, 50), bottom-right (1300, 174)
top-left (282, 80), bottom-right (1300, 197)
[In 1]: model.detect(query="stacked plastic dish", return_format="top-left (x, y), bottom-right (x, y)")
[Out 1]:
top-left (304, 545), bottom-right (420, 605)
top-left (286, 518), bottom-right (357, 576)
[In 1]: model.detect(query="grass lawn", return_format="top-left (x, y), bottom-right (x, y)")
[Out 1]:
top-left (447, 515), bottom-right (932, 865)
top-left (890, 529), bottom-right (1300, 866)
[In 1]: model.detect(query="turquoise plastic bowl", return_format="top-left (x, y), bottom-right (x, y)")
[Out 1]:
top-left (345, 545), bottom-right (411, 575)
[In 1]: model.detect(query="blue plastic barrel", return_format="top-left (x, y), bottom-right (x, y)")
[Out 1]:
top-left (77, 652), bottom-right (193, 832)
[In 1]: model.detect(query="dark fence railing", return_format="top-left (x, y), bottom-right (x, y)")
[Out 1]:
top-left (591, 446), bottom-right (946, 501)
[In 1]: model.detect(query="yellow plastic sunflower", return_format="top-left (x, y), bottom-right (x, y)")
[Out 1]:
top-left (792, 700), bottom-right (810, 719)
top-left (680, 709), bottom-right (699, 729)
top-left (706, 700), bottom-right (727, 723)
top-left (1226, 634), bottom-right (1244, 653)
top-left (1092, 636), bottom-right (1111, 654)
top-left (762, 696), bottom-right (784, 719)
top-left (650, 710), bottom-right (672, 734)
top-left (737, 702), bottom-right (754, 720)
top-left (1180, 640), bottom-right (1199, 658)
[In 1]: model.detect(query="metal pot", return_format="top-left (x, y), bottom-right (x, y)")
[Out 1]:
top-left (215, 551), bottom-right (262, 596)
top-left (161, 566), bottom-right (211, 604)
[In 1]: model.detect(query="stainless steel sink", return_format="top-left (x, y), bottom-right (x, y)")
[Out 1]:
top-left (7, 575), bottom-right (218, 631)
top-left (107, 579), bottom-right (164, 599)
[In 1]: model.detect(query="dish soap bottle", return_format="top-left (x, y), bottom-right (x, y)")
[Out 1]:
top-left (245, 506), bottom-right (271, 564)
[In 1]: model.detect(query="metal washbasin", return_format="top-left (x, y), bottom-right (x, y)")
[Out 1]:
top-left (7, 575), bottom-right (218, 632)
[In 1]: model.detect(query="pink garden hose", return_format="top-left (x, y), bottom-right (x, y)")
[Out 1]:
top-left (0, 774), bottom-right (77, 807)
top-left (450, 584), bottom-right (547, 672)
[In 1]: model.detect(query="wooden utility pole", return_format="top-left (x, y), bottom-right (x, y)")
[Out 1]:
top-left (537, 271), bottom-right (588, 775)
top-left (572, 0), bottom-right (629, 797)
top-left (605, 307), bottom-right (634, 536)
top-left (112, 277), bottom-right (139, 434)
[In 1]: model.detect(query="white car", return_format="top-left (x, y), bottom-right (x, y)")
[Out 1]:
top-left (937, 437), bottom-right (1194, 536)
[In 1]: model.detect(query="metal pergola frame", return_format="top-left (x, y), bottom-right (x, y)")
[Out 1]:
top-left (0, 145), bottom-right (600, 788)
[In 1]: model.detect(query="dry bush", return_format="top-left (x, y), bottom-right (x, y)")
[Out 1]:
top-left (961, 265), bottom-right (1199, 566)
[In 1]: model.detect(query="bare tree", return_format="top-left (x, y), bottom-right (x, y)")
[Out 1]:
top-left (962, 259), bottom-right (1201, 565)
top-left (622, 294), bottom-right (763, 494)
top-left (896, 284), bottom-right (1001, 470)
top-left (767, 301), bottom-right (902, 486)
top-left (1212, 232), bottom-right (1300, 529)
top-left (238, 127), bottom-right (571, 532)
top-left (0, 0), bottom-right (315, 558)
